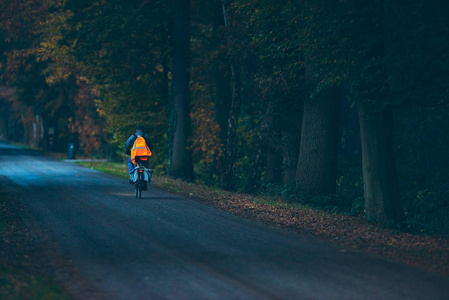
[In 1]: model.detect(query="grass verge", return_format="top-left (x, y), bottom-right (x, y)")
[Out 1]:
top-left (77, 161), bottom-right (129, 179)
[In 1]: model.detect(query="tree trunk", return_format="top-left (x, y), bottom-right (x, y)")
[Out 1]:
top-left (212, 0), bottom-right (232, 182)
top-left (220, 0), bottom-right (241, 190)
top-left (265, 146), bottom-right (283, 184)
top-left (281, 96), bottom-right (302, 185)
top-left (350, 0), bottom-right (403, 223)
top-left (358, 105), bottom-right (402, 223)
top-left (169, 0), bottom-right (194, 181)
top-left (0, 113), bottom-right (8, 140)
top-left (222, 65), bottom-right (240, 189)
top-left (244, 130), bottom-right (265, 193)
top-left (296, 86), bottom-right (341, 196)
top-left (162, 56), bottom-right (170, 110)
top-left (263, 100), bottom-right (283, 185)
top-left (282, 124), bottom-right (301, 185)
top-left (214, 72), bottom-right (232, 179)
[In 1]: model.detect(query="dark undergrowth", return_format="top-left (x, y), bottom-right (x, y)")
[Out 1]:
top-left (0, 183), bottom-right (67, 300)
top-left (256, 178), bottom-right (449, 237)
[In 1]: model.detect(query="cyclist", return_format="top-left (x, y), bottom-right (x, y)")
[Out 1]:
top-left (125, 125), bottom-right (153, 183)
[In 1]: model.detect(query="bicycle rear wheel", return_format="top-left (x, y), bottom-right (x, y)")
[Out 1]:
top-left (137, 172), bottom-right (144, 198)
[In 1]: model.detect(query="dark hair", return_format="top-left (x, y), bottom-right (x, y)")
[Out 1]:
top-left (136, 124), bottom-right (144, 131)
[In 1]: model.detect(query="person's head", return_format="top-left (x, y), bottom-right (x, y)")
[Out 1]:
top-left (136, 124), bottom-right (144, 132)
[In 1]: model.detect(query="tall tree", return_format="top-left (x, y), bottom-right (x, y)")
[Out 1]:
top-left (349, 0), bottom-right (402, 222)
top-left (219, 0), bottom-right (243, 189)
top-left (295, 82), bottom-right (341, 196)
top-left (0, 0), bottom-right (78, 149)
top-left (212, 0), bottom-right (233, 185)
top-left (294, 1), bottom-right (343, 197)
top-left (263, 101), bottom-right (283, 185)
top-left (169, 0), bottom-right (194, 180)
top-left (58, 0), bottom-right (171, 164)
top-left (233, 0), bottom-right (305, 188)
top-left (281, 95), bottom-right (302, 185)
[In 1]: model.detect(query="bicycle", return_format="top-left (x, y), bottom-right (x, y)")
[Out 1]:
top-left (131, 162), bottom-right (153, 199)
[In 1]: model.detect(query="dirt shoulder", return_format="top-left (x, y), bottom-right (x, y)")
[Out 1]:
top-left (0, 183), bottom-right (67, 299)
top-left (0, 180), bottom-right (105, 300)
top-left (153, 177), bottom-right (449, 277)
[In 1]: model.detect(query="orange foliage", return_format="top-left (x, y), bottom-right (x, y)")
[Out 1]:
top-left (68, 78), bottom-right (105, 156)
top-left (190, 86), bottom-right (224, 165)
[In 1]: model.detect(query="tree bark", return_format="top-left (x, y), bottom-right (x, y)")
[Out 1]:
top-left (350, 0), bottom-right (403, 223)
top-left (220, 0), bottom-right (241, 190)
top-left (296, 85), bottom-right (341, 196)
top-left (244, 129), bottom-right (265, 193)
top-left (0, 107), bottom-right (9, 140)
top-left (281, 96), bottom-right (302, 185)
top-left (214, 72), bottom-right (232, 179)
top-left (222, 65), bottom-right (240, 189)
top-left (265, 146), bottom-right (283, 184)
top-left (212, 0), bottom-right (232, 182)
top-left (282, 123), bottom-right (301, 185)
top-left (263, 101), bottom-right (283, 185)
top-left (358, 105), bottom-right (402, 223)
top-left (169, 0), bottom-right (194, 181)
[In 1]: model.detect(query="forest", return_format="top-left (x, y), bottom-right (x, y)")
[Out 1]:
top-left (1, 0), bottom-right (448, 235)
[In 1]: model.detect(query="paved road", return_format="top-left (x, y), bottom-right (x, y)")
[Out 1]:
top-left (0, 141), bottom-right (448, 300)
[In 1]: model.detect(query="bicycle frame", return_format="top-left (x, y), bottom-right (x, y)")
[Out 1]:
top-left (132, 162), bottom-right (152, 199)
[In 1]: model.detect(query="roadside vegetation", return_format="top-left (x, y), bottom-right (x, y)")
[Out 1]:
top-left (0, 184), bottom-right (67, 300)
top-left (0, 265), bottom-right (66, 300)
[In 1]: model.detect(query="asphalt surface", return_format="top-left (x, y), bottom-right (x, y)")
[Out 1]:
top-left (0, 141), bottom-right (448, 300)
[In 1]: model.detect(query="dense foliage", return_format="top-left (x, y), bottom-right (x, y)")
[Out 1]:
top-left (1, 0), bottom-right (448, 234)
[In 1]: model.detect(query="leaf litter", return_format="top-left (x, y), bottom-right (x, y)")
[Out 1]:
top-left (154, 177), bottom-right (449, 277)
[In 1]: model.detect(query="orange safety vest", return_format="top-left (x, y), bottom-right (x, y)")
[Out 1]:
top-left (131, 135), bottom-right (152, 164)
